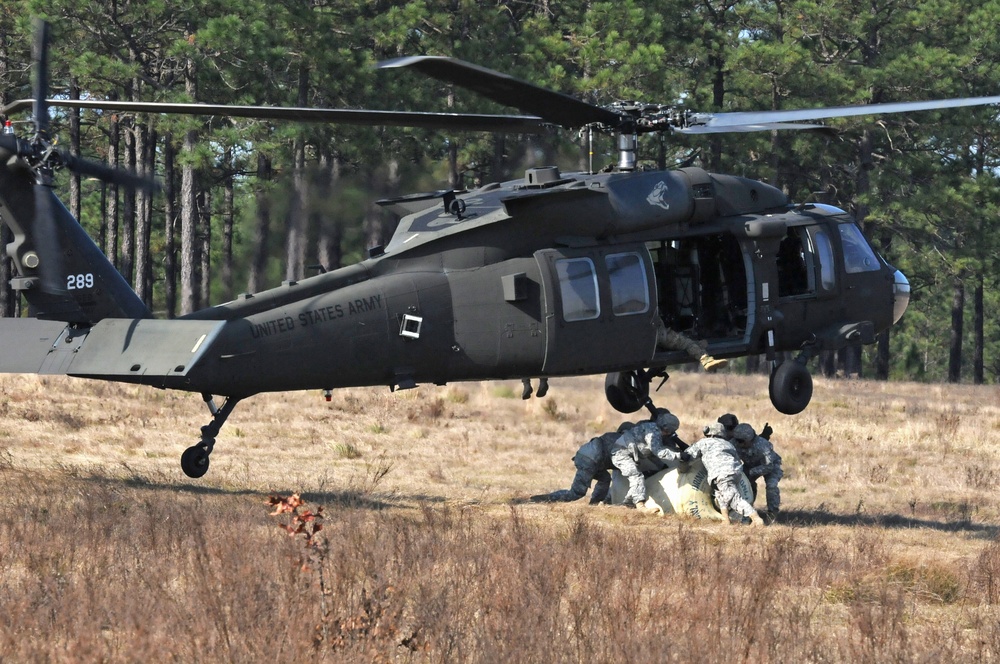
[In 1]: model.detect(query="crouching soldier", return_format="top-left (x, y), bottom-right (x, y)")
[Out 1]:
top-left (611, 410), bottom-right (683, 510)
top-left (681, 427), bottom-right (764, 526)
top-left (532, 422), bottom-right (635, 504)
top-left (732, 423), bottom-right (783, 517)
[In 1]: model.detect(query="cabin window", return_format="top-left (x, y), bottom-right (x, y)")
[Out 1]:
top-left (605, 252), bottom-right (650, 316)
top-left (555, 258), bottom-right (600, 321)
top-left (839, 223), bottom-right (881, 274)
top-left (778, 225), bottom-right (842, 297)
top-left (776, 228), bottom-right (814, 297)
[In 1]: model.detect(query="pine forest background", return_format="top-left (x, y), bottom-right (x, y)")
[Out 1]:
top-left (1, 0), bottom-right (999, 384)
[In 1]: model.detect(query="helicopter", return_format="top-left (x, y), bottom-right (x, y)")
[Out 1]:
top-left (2, 20), bottom-right (999, 478)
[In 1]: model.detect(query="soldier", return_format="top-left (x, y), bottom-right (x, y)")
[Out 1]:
top-left (704, 412), bottom-right (739, 439)
top-left (732, 423), bottom-right (783, 516)
top-left (655, 318), bottom-right (727, 372)
top-left (680, 429), bottom-right (764, 526)
top-left (531, 422), bottom-right (635, 504)
top-left (704, 413), bottom-right (773, 441)
top-left (611, 410), bottom-right (683, 509)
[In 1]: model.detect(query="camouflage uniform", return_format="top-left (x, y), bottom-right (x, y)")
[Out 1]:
top-left (682, 436), bottom-right (758, 520)
top-left (654, 319), bottom-right (727, 371)
top-left (541, 423), bottom-right (635, 504)
top-left (611, 413), bottom-right (682, 505)
top-left (733, 423), bottom-right (783, 513)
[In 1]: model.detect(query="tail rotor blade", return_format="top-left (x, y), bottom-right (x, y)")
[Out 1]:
top-left (61, 150), bottom-right (159, 192)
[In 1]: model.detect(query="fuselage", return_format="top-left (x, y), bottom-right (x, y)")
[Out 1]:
top-left (0, 150), bottom-right (908, 398)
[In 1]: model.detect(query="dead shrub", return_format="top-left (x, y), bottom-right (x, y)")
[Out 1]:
top-left (971, 538), bottom-right (1000, 604)
top-left (965, 462), bottom-right (997, 491)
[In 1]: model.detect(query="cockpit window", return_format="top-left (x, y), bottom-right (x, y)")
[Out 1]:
top-left (605, 252), bottom-right (650, 315)
top-left (839, 223), bottom-right (881, 274)
top-left (555, 258), bottom-right (600, 321)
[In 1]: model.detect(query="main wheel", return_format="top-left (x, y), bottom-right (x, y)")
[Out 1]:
top-left (605, 371), bottom-right (649, 413)
top-left (769, 361), bottom-right (813, 414)
top-left (181, 445), bottom-right (210, 478)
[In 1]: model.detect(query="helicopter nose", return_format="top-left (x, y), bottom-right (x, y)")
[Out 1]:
top-left (892, 269), bottom-right (910, 324)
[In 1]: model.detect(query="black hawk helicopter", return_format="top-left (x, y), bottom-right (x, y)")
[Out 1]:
top-left (1, 21), bottom-right (997, 478)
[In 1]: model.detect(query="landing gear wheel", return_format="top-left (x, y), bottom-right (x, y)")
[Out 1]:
top-left (605, 371), bottom-right (649, 414)
top-left (769, 361), bottom-right (813, 414)
top-left (181, 445), bottom-right (211, 479)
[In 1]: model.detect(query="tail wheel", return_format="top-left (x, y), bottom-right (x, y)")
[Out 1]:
top-left (181, 445), bottom-right (211, 479)
top-left (605, 371), bottom-right (649, 414)
top-left (769, 361), bottom-right (813, 414)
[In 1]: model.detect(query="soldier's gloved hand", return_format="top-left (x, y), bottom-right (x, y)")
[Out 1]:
top-left (761, 423), bottom-right (773, 439)
top-left (679, 451), bottom-right (692, 464)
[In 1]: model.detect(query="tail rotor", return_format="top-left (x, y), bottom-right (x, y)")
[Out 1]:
top-left (2, 18), bottom-right (157, 296)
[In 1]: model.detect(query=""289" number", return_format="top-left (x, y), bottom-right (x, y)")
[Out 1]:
top-left (66, 273), bottom-right (94, 290)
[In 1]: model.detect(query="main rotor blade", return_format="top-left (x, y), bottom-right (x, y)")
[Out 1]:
top-left (31, 19), bottom-right (50, 140)
top-left (0, 99), bottom-right (549, 134)
top-left (689, 95), bottom-right (1000, 130)
top-left (33, 184), bottom-right (65, 294)
top-left (676, 122), bottom-right (832, 134)
top-left (379, 56), bottom-right (623, 129)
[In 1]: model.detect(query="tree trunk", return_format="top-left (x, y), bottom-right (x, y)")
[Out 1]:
top-left (134, 122), bottom-right (153, 306)
top-left (106, 115), bottom-right (120, 271)
top-left (364, 161), bottom-right (400, 252)
top-left (285, 64), bottom-right (310, 282)
top-left (180, 130), bottom-right (199, 314)
top-left (974, 272), bottom-right (984, 385)
top-left (948, 276), bottom-right (965, 383)
top-left (120, 118), bottom-right (136, 286)
top-left (248, 153), bottom-right (272, 293)
top-left (875, 330), bottom-right (890, 380)
top-left (199, 186), bottom-right (211, 308)
top-left (820, 351), bottom-right (836, 378)
top-left (285, 140), bottom-right (307, 282)
top-left (316, 153), bottom-right (342, 272)
top-left (163, 135), bottom-right (177, 318)
top-left (221, 147), bottom-right (235, 301)
top-left (180, 56), bottom-right (199, 315)
top-left (69, 80), bottom-right (81, 220)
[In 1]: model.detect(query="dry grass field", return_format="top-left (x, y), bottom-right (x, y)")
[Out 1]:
top-left (2, 370), bottom-right (1000, 661)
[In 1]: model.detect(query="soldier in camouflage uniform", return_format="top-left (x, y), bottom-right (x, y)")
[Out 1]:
top-left (655, 319), bottom-right (727, 372)
top-left (532, 422), bottom-right (636, 504)
top-left (680, 429), bottom-right (764, 526)
top-left (704, 413), bottom-right (739, 439)
top-left (610, 410), bottom-right (683, 508)
top-left (732, 423), bottom-right (783, 515)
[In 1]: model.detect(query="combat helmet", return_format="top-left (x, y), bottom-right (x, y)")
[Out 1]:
top-left (655, 411), bottom-right (680, 433)
top-left (733, 423), bottom-right (756, 444)
top-left (704, 421), bottom-right (726, 438)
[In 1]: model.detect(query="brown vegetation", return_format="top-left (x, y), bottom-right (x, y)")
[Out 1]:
top-left (2, 372), bottom-right (1000, 661)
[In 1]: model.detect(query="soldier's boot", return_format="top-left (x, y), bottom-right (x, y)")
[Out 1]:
top-left (766, 487), bottom-right (781, 516)
top-left (700, 354), bottom-right (728, 372)
top-left (749, 511), bottom-right (766, 527)
top-left (637, 499), bottom-right (662, 515)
